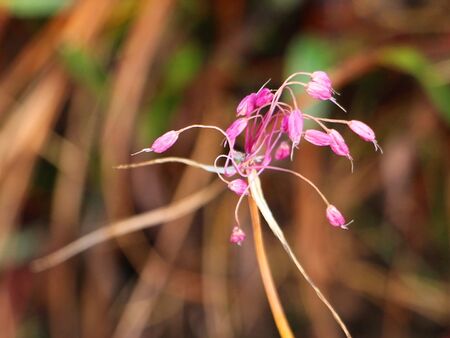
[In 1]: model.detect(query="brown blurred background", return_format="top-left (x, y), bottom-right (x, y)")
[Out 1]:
top-left (0, 0), bottom-right (449, 337)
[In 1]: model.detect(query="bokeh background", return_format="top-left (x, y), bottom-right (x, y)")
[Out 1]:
top-left (0, 0), bottom-right (449, 337)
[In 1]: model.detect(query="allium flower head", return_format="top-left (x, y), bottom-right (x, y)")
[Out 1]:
top-left (132, 70), bottom-right (380, 232)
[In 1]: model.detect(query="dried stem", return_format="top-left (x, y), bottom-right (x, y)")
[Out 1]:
top-left (248, 196), bottom-right (295, 338)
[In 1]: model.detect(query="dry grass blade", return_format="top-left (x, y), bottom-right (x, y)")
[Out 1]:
top-left (31, 180), bottom-right (223, 272)
top-left (248, 171), bottom-right (352, 338)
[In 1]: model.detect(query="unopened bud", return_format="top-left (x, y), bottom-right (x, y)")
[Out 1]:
top-left (230, 226), bottom-right (246, 245)
top-left (151, 130), bottom-right (179, 153)
top-left (305, 129), bottom-right (332, 146)
top-left (228, 178), bottom-right (248, 195)
top-left (274, 141), bottom-right (290, 160)
top-left (237, 93), bottom-right (256, 117)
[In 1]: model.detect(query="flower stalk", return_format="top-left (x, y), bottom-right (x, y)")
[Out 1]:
top-left (248, 195), bottom-right (295, 338)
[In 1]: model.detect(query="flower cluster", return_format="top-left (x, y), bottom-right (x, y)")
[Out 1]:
top-left (132, 71), bottom-right (381, 245)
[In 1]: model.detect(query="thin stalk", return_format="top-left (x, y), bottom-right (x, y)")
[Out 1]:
top-left (248, 196), bottom-right (295, 338)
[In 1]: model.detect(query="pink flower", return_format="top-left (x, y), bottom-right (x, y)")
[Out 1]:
top-left (151, 130), bottom-right (179, 153)
top-left (226, 118), bottom-right (248, 147)
top-left (328, 129), bottom-right (351, 159)
top-left (255, 88), bottom-right (274, 107)
top-left (326, 205), bottom-right (347, 229)
top-left (230, 226), bottom-right (246, 245)
top-left (306, 81), bottom-right (332, 100)
top-left (228, 178), bottom-right (248, 195)
top-left (275, 141), bottom-right (290, 160)
top-left (310, 71), bottom-right (332, 87)
top-left (287, 109), bottom-right (303, 148)
top-left (237, 93), bottom-right (256, 117)
top-left (304, 129), bottom-right (332, 146)
top-left (348, 120), bottom-right (375, 141)
top-left (281, 114), bottom-right (289, 133)
top-left (348, 120), bottom-right (382, 152)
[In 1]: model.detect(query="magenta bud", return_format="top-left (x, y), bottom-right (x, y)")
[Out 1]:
top-left (255, 88), bottom-right (274, 107)
top-left (287, 109), bottom-right (304, 147)
top-left (310, 71), bottom-right (332, 87)
top-left (326, 205), bottom-right (348, 229)
top-left (274, 141), bottom-right (290, 160)
top-left (305, 129), bottom-right (332, 146)
top-left (228, 178), bottom-right (248, 195)
top-left (230, 226), bottom-right (246, 245)
top-left (329, 129), bottom-right (351, 159)
top-left (281, 114), bottom-right (289, 133)
top-left (306, 81), bottom-right (332, 100)
top-left (226, 118), bottom-right (248, 146)
top-left (151, 130), bottom-right (179, 153)
top-left (236, 93), bottom-right (256, 117)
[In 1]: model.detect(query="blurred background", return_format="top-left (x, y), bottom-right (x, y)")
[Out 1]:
top-left (0, 0), bottom-right (449, 337)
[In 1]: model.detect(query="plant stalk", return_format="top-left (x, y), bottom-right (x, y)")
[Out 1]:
top-left (248, 196), bottom-right (295, 338)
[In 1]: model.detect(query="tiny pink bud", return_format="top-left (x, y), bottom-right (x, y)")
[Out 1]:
top-left (287, 109), bottom-right (303, 147)
top-left (329, 129), bottom-right (351, 159)
top-left (326, 205), bottom-right (347, 229)
top-left (306, 81), bottom-right (332, 100)
top-left (310, 71), bottom-right (332, 87)
top-left (228, 178), bottom-right (248, 195)
top-left (305, 129), bottom-right (332, 146)
top-left (226, 118), bottom-right (248, 147)
top-left (254, 88), bottom-right (274, 107)
top-left (151, 130), bottom-right (179, 153)
top-left (274, 141), bottom-right (290, 160)
top-left (236, 93), bottom-right (256, 117)
top-left (230, 226), bottom-right (246, 245)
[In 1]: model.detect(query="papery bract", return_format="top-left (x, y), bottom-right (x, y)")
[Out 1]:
top-left (230, 226), bottom-right (246, 245)
top-left (151, 130), bottom-right (179, 153)
top-left (228, 178), bottom-right (248, 195)
top-left (275, 141), bottom-right (290, 160)
top-left (326, 205), bottom-right (347, 229)
top-left (255, 88), bottom-right (274, 107)
top-left (304, 129), bottom-right (332, 146)
top-left (236, 93), bottom-right (256, 117)
top-left (288, 109), bottom-right (303, 147)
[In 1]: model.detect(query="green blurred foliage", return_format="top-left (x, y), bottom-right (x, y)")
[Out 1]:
top-left (1, 0), bottom-right (73, 17)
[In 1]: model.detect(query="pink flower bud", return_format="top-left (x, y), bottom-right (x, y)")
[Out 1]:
top-left (228, 178), bottom-right (248, 195)
top-left (274, 141), bottom-right (290, 160)
top-left (287, 109), bottom-right (303, 147)
top-left (306, 81), bottom-right (332, 100)
top-left (151, 130), bottom-right (179, 153)
top-left (230, 226), bottom-right (246, 245)
top-left (326, 205), bottom-right (348, 229)
top-left (348, 120), bottom-right (382, 152)
top-left (305, 129), bottom-right (332, 146)
top-left (348, 120), bottom-right (375, 142)
top-left (255, 88), bottom-right (274, 107)
top-left (310, 71), bottom-right (332, 87)
top-left (236, 93), bottom-right (256, 117)
top-left (328, 129), bottom-right (351, 159)
top-left (226, 118), bottom-right (248, 147)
